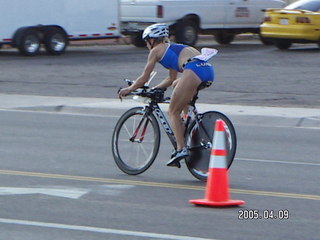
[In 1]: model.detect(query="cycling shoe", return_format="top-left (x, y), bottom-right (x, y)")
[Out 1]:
top-left (166, 148), bottom-right (188, 168)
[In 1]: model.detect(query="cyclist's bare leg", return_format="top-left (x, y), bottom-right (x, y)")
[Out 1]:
top-left (168, 70), bottom-right (201, 151)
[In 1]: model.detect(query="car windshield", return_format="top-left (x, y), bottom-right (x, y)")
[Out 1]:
top-left (285, 0), bottom-right (320, 11)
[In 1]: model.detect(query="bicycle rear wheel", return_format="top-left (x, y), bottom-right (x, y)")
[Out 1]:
top-left (112, 107), bottom-right (161, 175)
top-left (185, 111), bottom-right (237, 181)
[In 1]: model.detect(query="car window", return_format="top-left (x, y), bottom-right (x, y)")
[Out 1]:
top-left (286, 0), bottom-right (320, 11)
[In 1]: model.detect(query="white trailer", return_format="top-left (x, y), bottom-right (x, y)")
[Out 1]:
top-left (0, 0), bottom-right (120, 56)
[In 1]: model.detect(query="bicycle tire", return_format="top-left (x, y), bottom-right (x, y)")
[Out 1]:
top-left (185, 111), bottom-right (237, 181)
top-left (112, 107), bottom-right (161, 175)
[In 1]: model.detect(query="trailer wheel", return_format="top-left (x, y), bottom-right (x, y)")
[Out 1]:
top-left (17, 29), bottom-right (41, 56)
top-left (44, 28), bottom-right (68, 55)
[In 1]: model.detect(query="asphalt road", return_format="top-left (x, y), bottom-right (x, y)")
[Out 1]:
top-left (0, 37), bottom-right (319, 240)
top-left (0, 109), bottom-right (319, 240)
top-left (0, 36), bottom-right (319, 108)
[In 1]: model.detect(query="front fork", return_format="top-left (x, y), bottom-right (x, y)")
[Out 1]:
top-left (129, 108), bottom-right (150, 143)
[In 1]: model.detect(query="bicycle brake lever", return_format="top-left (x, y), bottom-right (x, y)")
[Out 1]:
top-left (124, 79), bottom-right (133, 86)
top-left (117, 87), bottom-right (123, 102)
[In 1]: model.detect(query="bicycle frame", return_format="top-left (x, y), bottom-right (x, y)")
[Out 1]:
top-left (132, 95), bottom-right (212, 153)
top-left (143, 102), bottom-right (177, 149)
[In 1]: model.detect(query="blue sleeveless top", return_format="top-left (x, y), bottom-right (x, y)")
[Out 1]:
top-left (159, 44), bottom-right (187, 72)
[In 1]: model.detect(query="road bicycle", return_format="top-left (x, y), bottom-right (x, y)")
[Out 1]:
top-left (112, 79), bottom-right (237, 181)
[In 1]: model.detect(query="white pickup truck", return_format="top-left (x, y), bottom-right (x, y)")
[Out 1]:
top-left (121, 0), bottom-right (286, 47)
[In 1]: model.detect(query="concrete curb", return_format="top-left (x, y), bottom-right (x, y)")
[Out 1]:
top-left (1, 94), bottom-right (319, 128)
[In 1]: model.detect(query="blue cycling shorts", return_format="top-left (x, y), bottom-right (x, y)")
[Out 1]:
top-left (183, 60), bottom-right (214, 86)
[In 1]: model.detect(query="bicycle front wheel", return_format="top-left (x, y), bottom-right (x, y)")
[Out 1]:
top-left (112, 107), bottom-right (161, 175)
top-left (185, 111), bottom-right (237, 181)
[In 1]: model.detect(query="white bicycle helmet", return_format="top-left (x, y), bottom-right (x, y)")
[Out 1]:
top-left (142, 23), bottom-right (169, 41)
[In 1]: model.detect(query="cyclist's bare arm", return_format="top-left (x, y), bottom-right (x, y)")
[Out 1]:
top-left (119, 48), bottom-right (159, 97)
top-left (153, 69), bottom-right (178, 89)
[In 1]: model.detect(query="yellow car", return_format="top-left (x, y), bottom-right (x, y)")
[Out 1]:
top-left (260, 0), bottom-right (320, 49)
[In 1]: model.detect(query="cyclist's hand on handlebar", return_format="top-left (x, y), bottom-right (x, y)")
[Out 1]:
top-left (151, 87), bottom-right (167, 92)
top-left (118, 87), bottom-right (132, 98)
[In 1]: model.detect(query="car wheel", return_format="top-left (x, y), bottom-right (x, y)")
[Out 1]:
top-left (259, 34), bottom-right (273, 45)
top-left (214, 31), bottom-right (235, 45)
top-left (274, 40), bottom-right (292, 50)
top-left (175, 20), bottom-right (198, 46)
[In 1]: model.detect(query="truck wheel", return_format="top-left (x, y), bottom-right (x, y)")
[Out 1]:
top-left (274, 40), bottom-right (292, 50)
top-left (17, 29), bottom-right (41, 56)
top-left (175, 20), bottom-right (198, 46)
top-left (44, 28), bottom-right (68, 55)
top-left (214, 31), bottom-right (235, 45)
top-left (130, 32), bottom-right (146, 47)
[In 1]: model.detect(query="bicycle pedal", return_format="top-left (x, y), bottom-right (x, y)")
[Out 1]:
top-left (167, 161), bottom-right (181, 168)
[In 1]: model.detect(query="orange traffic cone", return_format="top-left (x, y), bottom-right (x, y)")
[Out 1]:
top-left (190, 119), bottom-right (245, 207)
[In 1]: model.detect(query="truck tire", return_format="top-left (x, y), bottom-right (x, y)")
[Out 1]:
top-left (274, 40), bottom-right (292, 50)
top-left (130, 32), bottom-right (146, 47)
top-left (175, 20), bottom-right (198, 46)
top-left (214, 31), bottom-right (235, 45)
top-left (15, 28), bottom-right (41, 56)
top-left (44, 27), bottom-right (68, 55)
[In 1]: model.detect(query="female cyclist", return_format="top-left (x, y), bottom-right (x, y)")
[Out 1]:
top-left (119, 23), bottom-right (216, 168)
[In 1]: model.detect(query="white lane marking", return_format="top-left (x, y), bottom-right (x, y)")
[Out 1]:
top-left (0, 187), bottom-right (89, 199)
top-left (237, 158), bottom-right (320, 166)
top-left (0, 185), bottom-right (134, 199)
top-left (92, 184), bottom-right (134, 196)
top-left (0, 218), bottom-right (216, 240)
